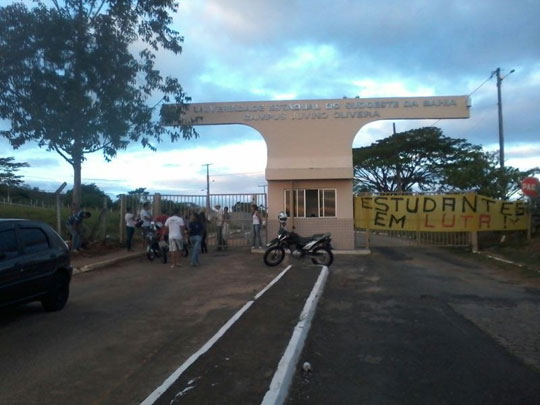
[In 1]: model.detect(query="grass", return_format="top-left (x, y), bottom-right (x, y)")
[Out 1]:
top-left (0, 203), bottom-right (124, 243)
top-left (448, 232), bottom-right (540, 278)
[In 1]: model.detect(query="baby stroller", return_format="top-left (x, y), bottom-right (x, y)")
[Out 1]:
top-left (144, 221), bottom-right (168, 264)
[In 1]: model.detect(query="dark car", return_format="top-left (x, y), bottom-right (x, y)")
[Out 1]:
top-left (0, 219), bottom-right (72, 311)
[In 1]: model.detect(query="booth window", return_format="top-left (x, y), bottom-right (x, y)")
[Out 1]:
top-left (284, 189), bottom-right (336, 217)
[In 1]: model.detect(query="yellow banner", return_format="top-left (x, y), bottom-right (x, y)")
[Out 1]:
top-left (354, 193), bottom-right (528, 232)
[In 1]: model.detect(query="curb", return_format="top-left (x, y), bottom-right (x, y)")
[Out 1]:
top-left (140, 265), bottom-right (294, 405)
top-left (476, 252), bottom-right (525, 268)
top-left (73, 252), bottom-right (146, 275)
top-left (261, 265), bottom-right (329, 405)
top-left (476, 251), bottom-right (540, 273)
top-left (251, 248), bottom-right (370, 255)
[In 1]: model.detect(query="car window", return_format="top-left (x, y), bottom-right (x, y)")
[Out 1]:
top-left (20, 227), bottom-right (50, 254)
top-left (0, 229), bottom-right (19, 260)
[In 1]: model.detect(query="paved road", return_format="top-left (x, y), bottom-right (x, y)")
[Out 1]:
top-left (288, 246), bottom-right (540, 404)
top-left (0, 249), bottom-right (278, 405)
top-left (2, 245), bottom-right (540, 404)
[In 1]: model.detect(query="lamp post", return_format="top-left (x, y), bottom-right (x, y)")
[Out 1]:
top-left (492, 67), bottom-right (515, 169)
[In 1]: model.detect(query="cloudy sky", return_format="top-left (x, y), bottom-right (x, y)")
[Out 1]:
top-left (3, 0), bottom-right (540, 197)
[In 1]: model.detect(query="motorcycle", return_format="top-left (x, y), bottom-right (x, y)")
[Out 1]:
top-left (144, 221), bottom-right (168, 264)
top-left (263, 213), bottom-right (334, 267)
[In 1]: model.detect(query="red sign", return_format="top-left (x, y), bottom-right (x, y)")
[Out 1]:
top-left (521, 177), bottom-right (540, 198)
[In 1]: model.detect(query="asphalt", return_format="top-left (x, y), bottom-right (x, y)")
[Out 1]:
top-left (70, 246), bottom-right (371, 275)
top-left (67, 245), bottom-right (540, 404)
top-left (70, 248), bottom-right (146, 274)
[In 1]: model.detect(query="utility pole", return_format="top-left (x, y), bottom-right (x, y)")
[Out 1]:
top-left (258, 184), bottom-right (267, 194)
top-left (202, 163), bottom-right (212, 212)
top-left (492, 67), bottom-right (515, 169)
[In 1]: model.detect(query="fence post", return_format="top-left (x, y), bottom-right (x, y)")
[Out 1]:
top-left (56, 195), bottom-right (62, 234)
top-left (119, 195), bottom-right (126, 244)
top-left (153, 193), bottom-right (161, 218)
top-left (55, 182), bottom-right (67, 235)
top-left (471, 231), bottom-right (479, 253)
top-left (527, 199), bottom-right (532, 241)
top-left (101, 196), bottom-right (108, 240)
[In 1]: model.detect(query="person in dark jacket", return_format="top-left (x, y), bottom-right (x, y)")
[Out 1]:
top-left (199, 210), bottom-right (208, 253)
top-left (67, 208), bottom-right (91, 252)
top-left (188, 213), bottom-right (203, 266)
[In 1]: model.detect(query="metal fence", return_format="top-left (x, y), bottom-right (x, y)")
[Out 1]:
top-left (357, 229), bottom-right (471, 248)
top-left (119, 193), bottom-right (267, 248)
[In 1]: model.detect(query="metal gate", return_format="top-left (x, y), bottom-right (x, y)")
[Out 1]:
top-left (354, 192), bottom-right (472, 249)
top-left (119, 192), bottom-right (267, 248)
top-left (355, 229), bottom-right (471, 249)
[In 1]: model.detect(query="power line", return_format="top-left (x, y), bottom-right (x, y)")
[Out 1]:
top-left (469, 75), bottom-right (493, 97)
top-left (211, 170), bottom-right (264, 177)
top-left (430, 74), bottom-right (494, 127)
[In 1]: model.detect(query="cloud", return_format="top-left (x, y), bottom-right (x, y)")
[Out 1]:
top-left (4, 0), bottom-right (540, 195)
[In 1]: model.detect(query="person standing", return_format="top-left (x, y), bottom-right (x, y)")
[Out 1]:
top-left (155, 209), bottom-right (169, 242)
top-left (222, 206), bottom-right (231, 249)
top-left (188, 213), bottom-right (203, 266)
top-left (200, 210), bottom-right (208, 253)
top-left (251, 204), bottom-right (263, 249)
top-left (214, 204), bottom-right (224, 250)
top-left (139, 202), bottom-right (153, 234)
top-left (67, 208), bottom-right (91, 252)
top-left (125, 207), bottom-right (136, 251)
top-left (164, 208), bottom-right (185, 268)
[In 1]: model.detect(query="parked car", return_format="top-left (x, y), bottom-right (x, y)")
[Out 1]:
top-left (0, 219), bottom-right (72, 311)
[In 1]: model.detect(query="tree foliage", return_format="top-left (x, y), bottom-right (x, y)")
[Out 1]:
top-left (0, 156), bottom-right (30, 200)
top-left (0, 0), bottom-right (197, 210)
top-left (353, 127), bottom-right (539, 199)
top-left (64, 183), bottom-right (112, 209)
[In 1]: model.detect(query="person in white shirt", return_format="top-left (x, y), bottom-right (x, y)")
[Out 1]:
top-left (140, 202), bottom-right (153, 226)
top-left (214, 204), bottom-right (224, 250)
top-left (251, 204), bottom-right (263, 249)
top-left (164, 208), bottom-right (185, 268)
top-left (125, 207), bottom-right (136, 251)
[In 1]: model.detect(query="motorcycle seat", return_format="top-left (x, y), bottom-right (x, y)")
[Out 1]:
top-left (297, 236), bottom-right (315, 245)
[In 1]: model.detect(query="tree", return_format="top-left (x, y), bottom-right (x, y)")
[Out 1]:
top-left (352, 127), bottom-right (539, 198)
top-left (0, 1), bottom-right (197, 211)
top-left (353, 127), bottom-right (478, 193)
top-left (0, 156), bottom-right (30, 201)
top-left (441, 150), bottom-right (539, 199)
top-left (64, 183), bottom-right (112, 209)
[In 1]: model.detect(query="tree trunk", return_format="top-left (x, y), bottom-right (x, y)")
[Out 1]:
top-left (72, 156), bottom-right (82, 211)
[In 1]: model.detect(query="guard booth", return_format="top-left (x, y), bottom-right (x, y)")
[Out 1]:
top-left (162, 96), bottom-right (470, 249)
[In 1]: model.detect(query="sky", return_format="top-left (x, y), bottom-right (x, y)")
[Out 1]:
top-left (2, 0), bottom-right (540, 198)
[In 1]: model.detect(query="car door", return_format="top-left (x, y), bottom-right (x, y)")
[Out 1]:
top-left (17, 225), bottom-right (56, 299)
top-left (0, 225), bottom-right (23, 306)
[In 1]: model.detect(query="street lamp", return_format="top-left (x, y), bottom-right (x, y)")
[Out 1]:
top-left (492, 67), bottom-right (515, 169)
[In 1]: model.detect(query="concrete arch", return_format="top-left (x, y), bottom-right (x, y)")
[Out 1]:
top-left (163, 96), bottom-right (469, 249)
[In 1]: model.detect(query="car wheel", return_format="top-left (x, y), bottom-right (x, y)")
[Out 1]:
top-left (41, 273), bottom-right (70, 312)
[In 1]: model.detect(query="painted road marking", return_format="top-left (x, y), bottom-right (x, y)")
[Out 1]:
top-left (261, 265), bottom-right (329, 405)
top-left (140, 265), bottom-right (293, 405)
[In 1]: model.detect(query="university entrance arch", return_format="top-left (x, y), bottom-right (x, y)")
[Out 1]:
top-left (163, 95), bottom-right (470, 249)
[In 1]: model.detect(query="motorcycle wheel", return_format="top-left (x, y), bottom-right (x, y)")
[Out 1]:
top-left (311, 247), bottom-right (334, 267)
top-left (147, 247), bottom-right (155, 261)
top-left (264, 246), bottom-right (285, 266)
top-left (161, 248), bottom-right (168, 264)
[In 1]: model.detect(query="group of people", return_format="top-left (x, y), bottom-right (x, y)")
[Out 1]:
top-left (123, 202), bottom-right (266, 266)
top-left (125, 202), bottom-right (206, 267)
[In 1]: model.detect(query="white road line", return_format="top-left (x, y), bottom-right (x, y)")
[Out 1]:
top-left (255, 265), bottom-right (293, 300)
top-left (261, 265), bottom-right (329, 405)
top-left (140, 265), bottom-right (293, 405)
